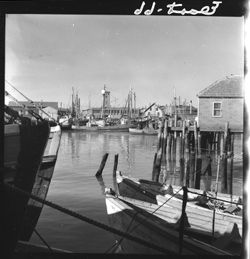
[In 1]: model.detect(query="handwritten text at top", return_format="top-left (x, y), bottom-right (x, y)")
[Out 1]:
top-left (134, 1), bottom-right (222, 16)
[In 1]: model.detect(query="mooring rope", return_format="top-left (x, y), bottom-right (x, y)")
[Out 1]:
top-left (33, 228), bottom-right (54, 254)
top-left (104, 211), bottom-right (140, 254)
top-left (4, 182), bottom-right (174, 255)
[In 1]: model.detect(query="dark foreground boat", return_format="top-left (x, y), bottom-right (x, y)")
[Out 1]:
top-left (19, 122), bottom-right (62, 241)
top-left (115, 171), bottom-right (242, 254)
top-left (104, 189), bottom-right (233, 255)
top-left (4, 105), bottom-right (50, 256)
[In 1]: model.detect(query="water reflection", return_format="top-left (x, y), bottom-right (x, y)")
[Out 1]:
top-left (60, 131), bottom-right (242, 196)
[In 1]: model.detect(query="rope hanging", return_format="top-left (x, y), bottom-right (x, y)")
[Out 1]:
top-left (3, 182), bottom-right (174, 255)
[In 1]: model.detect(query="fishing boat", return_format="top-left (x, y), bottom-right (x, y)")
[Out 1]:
top-left (104, 188), bottom-right (234, 255)
top-left (129, 127), bottom-right (144, 134)
top-left (115, 172), bottom-right (243, 248)
top-left (72, 124), bottom-right (98, 131)
top-left (19, 122), bottom-right (62, 241)
top-left (59, 115), bottom-right (72, 130)
top-left (4, 105), bottom-right (50, 256)
top-left (143, 127), bottom-right (158, 135)
top-left (97, 123), bottom-right (130, 132)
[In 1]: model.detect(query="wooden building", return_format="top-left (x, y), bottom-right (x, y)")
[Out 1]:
top-left (197, 75), bottom-right (243, 132)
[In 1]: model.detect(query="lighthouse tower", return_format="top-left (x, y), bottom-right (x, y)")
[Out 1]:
top-left (101, 85), bottom-right (110, 109)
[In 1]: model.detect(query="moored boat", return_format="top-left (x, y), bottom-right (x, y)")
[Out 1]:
top-left (59, 115), bottom-right (72, 130)
top-left (105, 189), bottom-right (234, 255)
top-left (19, 122), bottom-right (62, 241)
top-left (142, 127), bottom-right (158, 135)
top-left (72, 124), bottom-right (98, 131)
top-left (129, 127), bottom-right (144, 134)
top-left (129, 126), bottom-right (158, 135)
top-left (115, 171), bottom-right (243, 249)
top-left (97, 124), bottom-right (130, 132)
top-left (4, 105), bottom-right (50, 256)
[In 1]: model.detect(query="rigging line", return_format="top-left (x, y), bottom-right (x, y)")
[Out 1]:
top-left (104, 211), bottom-right (140, 254)
top-left (5, 91), bottom-right (44, 122)
top-left (33, 228), bottom-right (54, 254)
top-left (3, 183), bottom-right (174, 255)
top-left (5, 81), bottom-right (57, 123)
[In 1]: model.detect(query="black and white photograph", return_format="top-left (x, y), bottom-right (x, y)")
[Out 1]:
top-left (2, 0), bottom-right (249, 257)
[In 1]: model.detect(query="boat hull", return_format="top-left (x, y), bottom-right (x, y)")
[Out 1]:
top-left (97, 124), bottom-right (130, 132)
top-left (19, 124), bottom-right (62, 241)
top-left (105, 192), bottom-right (232, 255)
top-left (115, 172), bottom-right (243, 248)
top-left (4, 120), bottom-right (50, 256)
top-left (72, 125), bottom-right (98, 131)
top-left (129, 128), bottom-right (144, 134)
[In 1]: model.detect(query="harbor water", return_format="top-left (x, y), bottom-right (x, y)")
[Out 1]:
top-left (30, 131), bottom-right (243, 253)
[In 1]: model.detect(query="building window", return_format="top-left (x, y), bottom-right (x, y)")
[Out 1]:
top-left (212, 102), bottom-right (222, 117)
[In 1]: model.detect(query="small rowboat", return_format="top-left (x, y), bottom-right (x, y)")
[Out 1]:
top-left (105, 189), bottom-right (235, 255)
top-left (115, 171), bottom-right (243, 248)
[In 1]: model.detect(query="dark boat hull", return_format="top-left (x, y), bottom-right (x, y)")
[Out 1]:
top-left (4, 120), bottom-right (50, 256)
top-left (19, 125), bottom-right (61, 241)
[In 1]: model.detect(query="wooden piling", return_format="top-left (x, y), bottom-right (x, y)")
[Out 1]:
top-left (183, 130), bottom-right (189, 187)
top-left (189, 151), bottom-right (195, 188)
top-left (195, 127), bottom-right (202, 189)
top-left (152, 153), bottom-right (157, 181)
top-left (96, 153), bottom-right (109, 177)
top-left (228, 133), bottom-right (234, 196)
top-left (221, 122), bottom-right (229, 193)
top-left (152, 148), bottom-right (163, 182)
top-left (113, 154), bottom-right (119, 178)
top-left (161, 119), bottom-right (168, 165)
top-left (179, 121), bottom-right (185, 186)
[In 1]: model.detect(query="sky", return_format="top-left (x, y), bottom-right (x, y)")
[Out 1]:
top-left (5, 14), bottom-right (244, 109)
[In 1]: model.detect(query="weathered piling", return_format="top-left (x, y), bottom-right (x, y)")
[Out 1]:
top-left (96, 176), bottom-right (106, 195)
top-left (189, 150), bottom-right (195, 188)
top-left (228, 133), bottom-right (234, 196)
top-left (152, 125), bottom-right (163, 182)
top-left (212, 154), bottom-right (221, 238)
top-left (113, 154), bottom-right (119, 178)
top-left (183, 128), bottom-right (190, 187)
top-left (159, 119), bottom-right (168, 183)
top-left (194, 122), bottom-right (202, 189)
top-left (175, 134), bottom-right (181, 171)
top-left (179, 121), bottom-right (185, 186)
top-left (221, 122), bottom-right (229, 193)
top-left (161, 119), bottom-right (168, 165)
top-left (203, 156), bottom-right (212, 191)
top-left (95, 153), bottom-right (109, 177)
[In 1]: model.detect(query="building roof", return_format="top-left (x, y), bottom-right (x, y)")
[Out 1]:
top-left (198, 75), bottom-right (243, 98)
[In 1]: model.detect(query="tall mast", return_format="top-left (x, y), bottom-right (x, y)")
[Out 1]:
top-left (134, 91), bottom-right (136, 118)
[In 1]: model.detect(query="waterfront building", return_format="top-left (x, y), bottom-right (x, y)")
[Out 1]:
top-left (165, 102), bottom-right (197, 121)
top-left (83, 106), bottom-right (140, 120)
top-left (197, 74), bottom-right (243, 132)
